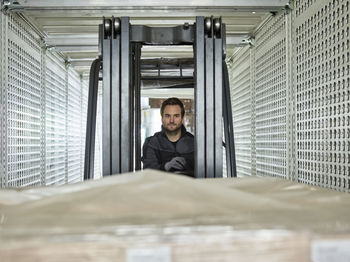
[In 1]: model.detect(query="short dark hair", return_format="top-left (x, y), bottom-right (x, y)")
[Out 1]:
top-left (161, 97), bottom-right (185, 118)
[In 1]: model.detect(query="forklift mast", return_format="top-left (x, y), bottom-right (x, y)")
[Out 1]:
top-left (84, 16), bottom-right (236, 179)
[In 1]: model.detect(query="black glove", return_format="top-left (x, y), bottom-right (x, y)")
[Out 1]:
top-left (164, 157), bottom-right (186, 171)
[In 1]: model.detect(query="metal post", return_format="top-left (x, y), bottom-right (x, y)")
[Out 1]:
top-left (0, 12), bottom-right (7, 187)
top-left (65, 64), bottom-right (69, 184)
top-left (111, 17), bottom-right (121, 175)
top-left (40, 47), bottom-right (46, 185)
top-left (0, 12), bottom-right (3, 187)
top-left (120, 17), bottom-right (131, 173)
top-left (223, 61), bottom-right (237, 177)
top-left (214, 17), bottom-right (223, 178)
top-left (134, 43), bottom-right (142, 171)
top-left (129, 41), bottom-right (134, 172)
top-left (285, 10), bottom-right (296, 181)
top-left (0, 12), bottom-right (2, 187)
top-left (222, 68), bottom-right (231, 177)
top-left (250, 47), bottom-right (256, 176)
top-left (195, 16), bottom-right (206, 178)
top-left (102, 18), bottom-right (112, 176)
top-left (205, 17), bottom-right (215, 178)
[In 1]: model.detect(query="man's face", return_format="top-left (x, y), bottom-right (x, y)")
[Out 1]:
top-left (162, 105), bottom-right (184, 132)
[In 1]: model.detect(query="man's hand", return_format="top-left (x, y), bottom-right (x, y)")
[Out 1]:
top-left (164, 157), bottom-right (186, 171)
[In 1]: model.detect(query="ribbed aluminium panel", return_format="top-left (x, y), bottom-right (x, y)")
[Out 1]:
top-left (295, 0), bottom-right (350, 191)
top-left (6, 14), bottom-right (42, 187)
top-left (254, 13), bottom-right (287, 178)
top-left (45, 52), bottom-right (67, 186)
top-left (229, 46), bottom-right (252, 176)
top-left (67, 68), bottom-right (82, 183)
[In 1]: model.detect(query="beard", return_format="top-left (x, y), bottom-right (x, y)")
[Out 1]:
top-left (164, 123), bottom-right (182, 135)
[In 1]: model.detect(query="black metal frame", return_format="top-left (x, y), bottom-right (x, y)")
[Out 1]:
top-left (133, 42), bottom-right (142, 171)
top-left (111, 17), bottom-right (121, 175)
top-left (102, 17), bottom-right (112, 176)
top-left (223, 62), bottom-right (237, 177)
top-left (195, 17), bottom-right (224, 178)
top-left (84, 16), bottom-right (236, 179)
top-left (195, 17), bottom-right (206, 178)
top-left (84, 58), bottom-right (101, 180)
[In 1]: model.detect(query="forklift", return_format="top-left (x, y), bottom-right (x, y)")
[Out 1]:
top-left (84, 16), bottom-right (236, 179)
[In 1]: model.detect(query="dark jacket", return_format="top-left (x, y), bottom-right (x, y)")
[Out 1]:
top-left (142, 125), bottom-right (194, 176)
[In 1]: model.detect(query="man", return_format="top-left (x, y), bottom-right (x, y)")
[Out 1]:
top-left (142, 97), bottom-right (194, 177)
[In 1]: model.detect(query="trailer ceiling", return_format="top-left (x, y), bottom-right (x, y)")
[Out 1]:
top-left (9, 0), bottom-right (288, 75)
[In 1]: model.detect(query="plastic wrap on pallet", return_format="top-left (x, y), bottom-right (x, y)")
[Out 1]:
top-left (0, 169), bottom-right (350, 261)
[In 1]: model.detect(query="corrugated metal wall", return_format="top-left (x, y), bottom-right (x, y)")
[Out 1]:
top-left (0, 13), bottom-right (93, 187)
top-left (229, 0), bottom-right (350, 192)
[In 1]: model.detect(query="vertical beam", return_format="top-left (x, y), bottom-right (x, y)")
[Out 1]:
top-left (80, 75), bottom-right (84, 180)
top-left (195, 16), bottom-right (206, 178)
top-left (40, 48), bottom-right (46, 185)
top-left (134, 43), bottom-right (142, 171)
top-left (222, 81), bottom-right (231, 177)
top-left (250, 46), bottom-right (256, 176)
top-left (84, 58), bottom-right (101, 180)
top-left (120, 17), bottom-right (131, 173)
top-left (98, 24), bottom-right (103, 57)
top-left (0, 12), bottom-right (2, 187)
top-left (129, 40), bottom-right (134, 172)
top-left (0, 12), bottom-right (7, 187)
top-left (222, 64), bottom-right (231, 177)
top-left (102, 18), bottom-right (112, 176)
top-left (214, 36), bottom-right (223, 178)
top-left (285, 9), bottom-right (296, 181)
top-left (111, 17), bottom-right (121, 175)
top-left (205, 23), bottom-right (215, 178)
top-left (64, 65), bottom-right (69, 184)
top-left (223, 62), bottom-right (237, 177)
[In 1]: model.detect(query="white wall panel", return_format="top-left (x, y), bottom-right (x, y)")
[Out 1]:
top-left (6, 14), bottom-right (42, 187)
top-left (67, 68), bottom-right (83, 183)
top-left (229, 0), bottom-right (350, 192)
top-left (0, 14), bottom-right (100, 188)
top-left (229, 46), bottom-right (252, 176)
top-left (45, 53), bottom-right (67, 186)
top-left (294, 0), bottom-right (350, 191)
top-left (230, 14), bottom-right (288, 179)
top-left (80, 79), bottom-right (102, 180)
top-left (254, 13), bottom-right (288, 179)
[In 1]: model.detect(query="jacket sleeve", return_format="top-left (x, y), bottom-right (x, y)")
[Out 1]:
top-left (142, 138), bottom-right (164, 170)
